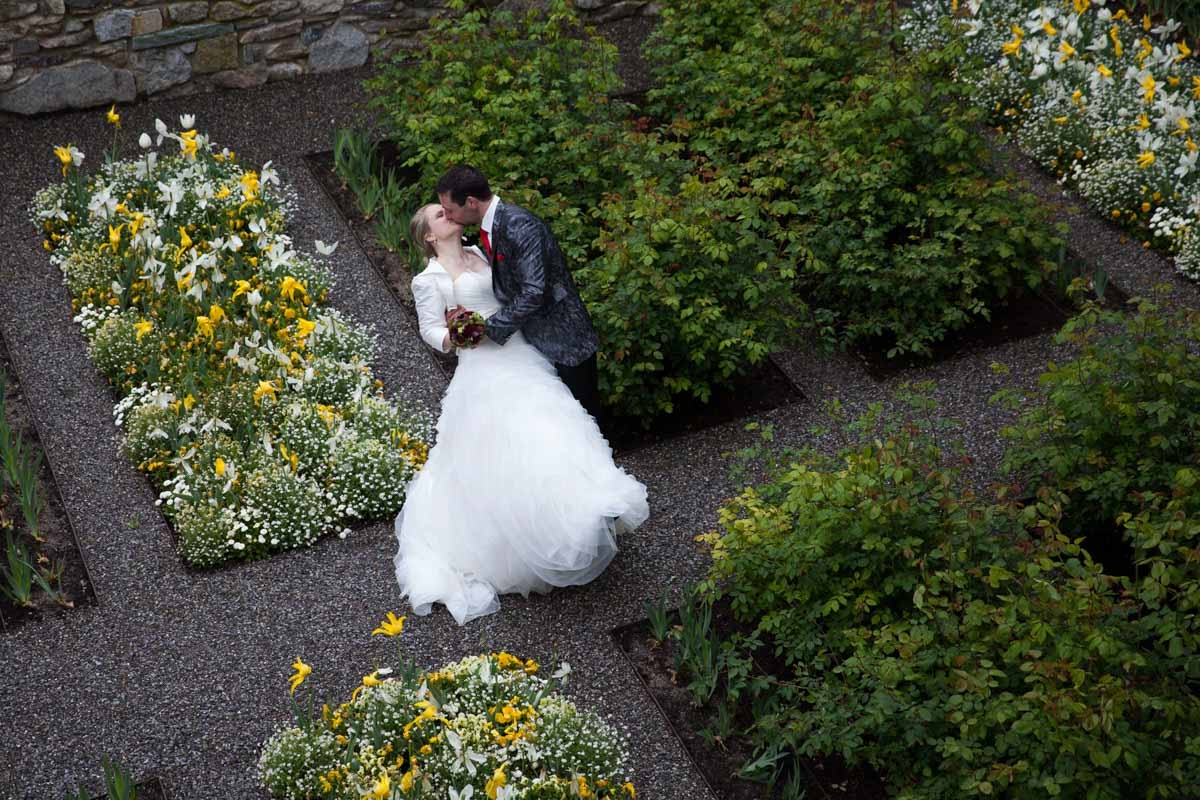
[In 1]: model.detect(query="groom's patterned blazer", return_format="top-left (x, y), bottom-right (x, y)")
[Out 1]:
top-left (484, 201), bottom-right (600, 367)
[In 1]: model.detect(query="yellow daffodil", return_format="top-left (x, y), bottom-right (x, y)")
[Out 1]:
top-left (208, 304), bottom-right (225, 324)
top-left (372, 611), bottom-right (406, 637)
top-left (368, 773), bottom-right (390, 800)
top-left (1110, 26), bottom-right (1123, 58)
top-left (128, 212), bottom-right (145, 238)
top-left (1001, 34), bottom-right (1022, 58)
top-left (1137, 150), bottom-right (1156, 169)
top-left (1041, 21), bottom-right (1056, 36)
top-left (179, 129), bottom-right (199, 160)
top-left (183, 394), bottom-right (196, 411)
top-left (54, 145), bottom-right (73, 168)
top-left (1097, 64), bottom-right (1113, 78)
top-left (106, 104), bottom-right (120, 128)
top-left (1073, 0), bottom-right (1088, 13)
top-left (254, 380), bottom-right (278, 405)
top-left (232, 279), bottom-right (252, 301)
top-left (1188, 138), bottom-right (1198, 153)
top-left (178, 226), bottom-right (193, 254)
top-left (400, 769), bottom-right (415, 792)
top-left (1142, 75), bottom-right (1157, 104)
top-left (215, 185), bottom-right (232, 200)
top-left (1113, 8), bottom-right (1128, 21)
top-left (240, 170), bottom-right (260, 200)
top-left (288, 657), bottom-right (311, 695)
top-left (363, 670), bottom-right (382, 688)
top-left (279, 275), bottom-right (307, 302)
top-left (294, 317), bottom-right (316, 341)
top-left (1052, 115), bottom-right (1069, 124)
top-left (622, 783), bottom-right (636, 797)
top-left (1071, 90), bottom-right (1082, 105)
top-left (485, 765), bottom-right (507, 799)
top-left (1180, 40), bottom-right (1193, 61)
top-left (1178, 118), bottom-right (1192, 135)
top-left (215, 457), bottom-right (226, 477)
top-left (1143, 13), bottom-right (1151, 31)
top-left (1133, 112), bottom-right (1150, 131)
top-left (134, 320), bottom-right (153, 342)
top-left (1058, 40), bottom-right (1076, 63)
top-left (100, 223), bottom-right (124, 253)
top-left (524, 658), bottom-right (539, 674)
top-left (196, 315), bottom-right (215, 341)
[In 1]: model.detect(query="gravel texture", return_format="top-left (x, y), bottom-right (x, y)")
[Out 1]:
top-left (0, 25), bottom-right (1198, 800)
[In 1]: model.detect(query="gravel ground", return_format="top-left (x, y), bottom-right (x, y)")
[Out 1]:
top-left (0, 21), bottom-right (1199, 800)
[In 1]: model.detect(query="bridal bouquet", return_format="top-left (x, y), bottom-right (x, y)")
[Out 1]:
top-left (259, 615), bottom-right (636, 799)
top-left (448, 309), bottom-right (487, 349)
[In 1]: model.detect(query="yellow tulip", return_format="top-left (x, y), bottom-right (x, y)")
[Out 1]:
top-left (215, 457), bottom-right (226, 477)
top-left (368, 773), bottom-right (390, 800)
top-left (288, 657), bottom-right (311, 694)
top-left (485, 765), bottom-right (507, 799)
top-left (372, 611), bottom-right (406, 637)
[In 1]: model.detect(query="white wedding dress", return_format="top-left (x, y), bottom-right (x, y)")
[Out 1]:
top-left (394, 268), bottom-right (649, 625)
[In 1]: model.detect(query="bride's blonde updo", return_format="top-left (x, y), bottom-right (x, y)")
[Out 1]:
top-left (409, 204), bottom-right (437, 259)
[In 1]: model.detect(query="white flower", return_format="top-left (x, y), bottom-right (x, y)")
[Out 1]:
top-left (138, 132), bottom-right (152, 149)
top-left (315, 239), bottom-right (338, 255)
top-left (154, 117), bottom-right (169, 145)
top-left (180, 113), bottom-right (196, 130)
top-left (449, 786), bottom-right (474, 800)
top-left (156, 179), bottom-right (184, 217)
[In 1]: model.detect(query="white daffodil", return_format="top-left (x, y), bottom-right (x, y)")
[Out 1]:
top-left (154, 117), bottom-right (169, 145)
top-left (1175, 148), bottom-right (1198, 179)
top-left (444, 729), bottom-right (488, 777)
top-left (194, 181), bottom-right (214, 209)
top-left (551, 661), bottom-right (572, 681)
top-left (179, 113), bottom-right (196, 130)
top-left (135, 151), bottom-right (158, 180)
top-left (315, 239), bottom-right (338, 255)
top-left (448, 786), bottom-right (474, 800)
top-left (88, 184), bottom-right (117, 220)
top-left (260, 160), bottom-right (280, 187)
top-left (156, 179), bottom-right (184, 217)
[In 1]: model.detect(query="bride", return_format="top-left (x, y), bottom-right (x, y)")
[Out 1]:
top-left (393, 203), bottom-right (649, 625)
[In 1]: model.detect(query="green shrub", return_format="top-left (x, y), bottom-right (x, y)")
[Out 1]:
top-left (582, 163), bottom-right (803, 416)
top-left (998, 299), bottom-right (1200, 541)
top-left (646, 0), bottom-right (1061, 356)
top-left (365, 0), bottom-right (632, 219)
top-left (694, 396), bottom-right (1200, 798)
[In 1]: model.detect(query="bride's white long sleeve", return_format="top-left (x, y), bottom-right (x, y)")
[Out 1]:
top-left (412, 270), bottom-right (452, 353)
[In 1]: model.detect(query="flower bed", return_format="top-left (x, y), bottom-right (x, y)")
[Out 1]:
top-left (31, 114), bottom-right (432, 568)
top-left (905, 0), bottom-right (1200, 278)
top-left (260, 616), bottom-right (636, 799)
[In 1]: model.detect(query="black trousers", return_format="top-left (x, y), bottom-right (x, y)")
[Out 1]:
top-left (555, 354), bottom-right (603, 424)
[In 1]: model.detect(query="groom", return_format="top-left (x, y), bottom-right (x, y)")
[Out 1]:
top-left (436, 165), bottom-right (603, 421)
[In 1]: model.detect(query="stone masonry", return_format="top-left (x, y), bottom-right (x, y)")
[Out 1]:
top-left (0, 0), bottom-right (658, 115)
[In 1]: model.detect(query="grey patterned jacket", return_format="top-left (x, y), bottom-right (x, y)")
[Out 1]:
top-left (483, 201), bottom-right (600, 367)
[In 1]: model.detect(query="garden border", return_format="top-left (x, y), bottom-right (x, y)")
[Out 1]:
top-left (0, 322), bottom-right (98, 630)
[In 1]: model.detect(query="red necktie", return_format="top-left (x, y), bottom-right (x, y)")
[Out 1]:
top-left (480, 229), bottom-right (492, 259)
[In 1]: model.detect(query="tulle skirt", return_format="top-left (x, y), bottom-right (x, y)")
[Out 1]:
top-left (393, 333), bottom-right (649, 625)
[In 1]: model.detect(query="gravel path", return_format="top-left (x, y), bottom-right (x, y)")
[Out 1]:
top-left (0, 31), bottom-right (1198, 800)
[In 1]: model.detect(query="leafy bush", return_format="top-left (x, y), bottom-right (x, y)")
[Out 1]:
top-left (583, 162), bottom-right (803, 415)
top-left (366, 0), bottom-right (632, 222)
top-left (998, 299), bottom-right (1200, 541)
top-left (647, 0), bottom-right (1061, 356)
top-left (692, 394), bottom-right (1200, 798)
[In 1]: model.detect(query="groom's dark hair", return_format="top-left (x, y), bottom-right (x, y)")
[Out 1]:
top-left (435, 165), bottom-right (493, 206)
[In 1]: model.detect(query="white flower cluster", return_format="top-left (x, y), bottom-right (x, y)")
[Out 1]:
top-left (904, 0), bottom-right (1200, 274)
top-left (259, 653), bottom-right (634, 800)
top-left (30, 114), bottom-right (433, 567)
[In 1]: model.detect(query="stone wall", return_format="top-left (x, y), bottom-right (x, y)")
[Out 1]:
top-left (0, 0), bottom-right (655, 115)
